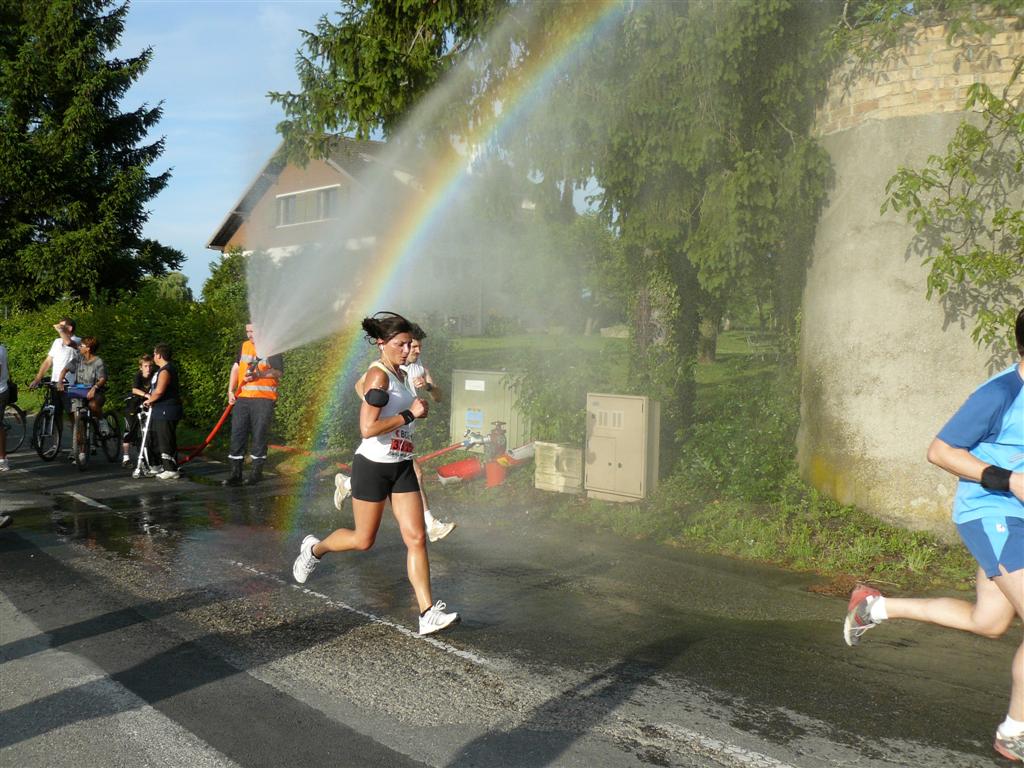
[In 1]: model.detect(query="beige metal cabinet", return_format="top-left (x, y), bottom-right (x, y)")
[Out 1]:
top-left (585, 393), bottom-right (660, 502)
top-left (534, 441), bottom-right (583, 494)
top-left (449, 370), bottom-right (530, 452)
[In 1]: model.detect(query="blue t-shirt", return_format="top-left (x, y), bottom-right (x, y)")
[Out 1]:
top-left (937, 364), bottom-right (1024, 523)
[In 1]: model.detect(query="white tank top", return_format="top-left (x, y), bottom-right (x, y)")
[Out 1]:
top-left (355, 361), bottom-right (417, 463)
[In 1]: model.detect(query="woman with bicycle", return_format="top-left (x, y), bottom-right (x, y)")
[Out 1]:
top-left (57, 337), bottom-right (107, 420)
top-left (58, 337), bottom-right (110, 465)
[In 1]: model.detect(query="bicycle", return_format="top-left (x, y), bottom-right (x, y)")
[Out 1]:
top-left (32, 380), bottom-right (64, 460)
top-left (68, 387), bottom-right (119, 470)
top-left (2, 401), bottom-right (27, 454)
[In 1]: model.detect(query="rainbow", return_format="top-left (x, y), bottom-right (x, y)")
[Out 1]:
top-left (278, 1), bottom-right (625, 527)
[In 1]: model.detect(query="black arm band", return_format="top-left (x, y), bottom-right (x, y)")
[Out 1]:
top-left (980, 465), bottom-right (1013, 492)
top-left (425, 382), bottom-right (433, 392)
top-left (400, 409), bottom-right (415, 425)
top-left (364, 388), bottom-right (389, 407)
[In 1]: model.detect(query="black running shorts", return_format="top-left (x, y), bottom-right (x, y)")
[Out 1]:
top-left (351, 454), bottom-right (420, 502)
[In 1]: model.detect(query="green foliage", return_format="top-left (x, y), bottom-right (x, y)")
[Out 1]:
top-left (270, 0), bottom-right (502, 161)
top-left (0, 0), bottom-right (182, 308)
top-left (0, 290), bottom-right (235, 429)
top-left (506, 346), bottom-right (618, 445)
top-left (672, 349), bottom-right (800, 504)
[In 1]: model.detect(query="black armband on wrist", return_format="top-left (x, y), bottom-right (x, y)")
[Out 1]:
top-left (400, 409), bottom-right (415, 425)
top-left (425, 382), bottom-right (433, 392)
top-left (980, 465), bottom-right (1012, 492)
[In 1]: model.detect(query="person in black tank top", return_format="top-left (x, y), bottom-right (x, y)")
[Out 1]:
top-left (145, 343), bottom-right (183, 480)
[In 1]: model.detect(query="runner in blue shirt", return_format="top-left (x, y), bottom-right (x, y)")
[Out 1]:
top-left (843, 307), bottom-right (1024, 763)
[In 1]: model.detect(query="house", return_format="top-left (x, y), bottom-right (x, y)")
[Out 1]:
top-left (206, 136), bottom-right (410, 256)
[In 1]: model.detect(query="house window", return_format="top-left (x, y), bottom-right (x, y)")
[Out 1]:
top-left (277, 195), bottom-right (296, 226)
top-left (276, 184), bottom-right (342, 227)
top-left (317, 187), bottom-right (339, 220)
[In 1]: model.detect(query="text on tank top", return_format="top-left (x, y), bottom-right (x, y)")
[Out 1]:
top-left (355, 361), bottom-right (417, 463)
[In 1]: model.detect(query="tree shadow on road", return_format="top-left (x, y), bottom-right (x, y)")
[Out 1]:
top-left (446, 633), bottom-right (690, 768)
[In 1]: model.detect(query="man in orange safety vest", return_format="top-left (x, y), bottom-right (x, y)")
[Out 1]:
top-left (223, 322), bottom-right (284, 486)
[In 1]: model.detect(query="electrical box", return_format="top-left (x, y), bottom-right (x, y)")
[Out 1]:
top-left (584, 393), bottom-right (660, 502)
top-left (534, 441), bottom-right (583, 494)
top-left (449, 370), bottom-right (530, 453)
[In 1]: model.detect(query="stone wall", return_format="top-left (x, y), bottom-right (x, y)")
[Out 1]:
top-left (815, 21), bottom-right (1023, 137)
top-left (799, 20), bottom-right (1023, 538)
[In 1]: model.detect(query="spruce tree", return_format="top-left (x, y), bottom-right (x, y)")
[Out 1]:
top-left (0, 0), bottom-right (181, 308)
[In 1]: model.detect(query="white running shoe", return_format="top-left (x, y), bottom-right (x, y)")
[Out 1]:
top-left (418, 600), bottom-right (460, 635)
top-left (333, 472), bottom-right (351, 510)
top-left (156, 470), bottom-right (180, 480)
top-left (0, 458), bottom-right (9, 472)
top-left (426, 518), bottom-right (456, 542)
top-left (292, 535), bottom-right (321, 584)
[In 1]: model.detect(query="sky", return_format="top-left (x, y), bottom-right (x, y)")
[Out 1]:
top-left (115, 0), bottom-right (339, 294)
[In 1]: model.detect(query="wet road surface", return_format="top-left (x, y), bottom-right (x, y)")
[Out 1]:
top-left (0, 449), bottom-right (1017, 767)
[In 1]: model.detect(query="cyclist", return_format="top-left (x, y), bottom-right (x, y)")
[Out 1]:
top-left (0, 340), bottom-right (9, 473)
top-left (57, 336), bottom-right (107, 418)
top-left (122, 354), bottom-right (154, 467)
top-left (57, 337), bottom-right (108, 463)
top-left (29, 317), bottom-right (81, 429)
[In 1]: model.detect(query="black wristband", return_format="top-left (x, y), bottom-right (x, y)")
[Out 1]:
top-left (400, 409), bottom-right (415, 425)
top-left (980, 465), bottom-right (1012, 492)
top-left (425, 382), bottom-right (433, 392)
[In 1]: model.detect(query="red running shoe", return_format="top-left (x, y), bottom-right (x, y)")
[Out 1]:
top-left (843, 583), bottom-right (882, 647)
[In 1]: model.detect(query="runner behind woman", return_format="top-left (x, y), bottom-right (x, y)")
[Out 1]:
top-left (292, 312), bottom-right (459, 636)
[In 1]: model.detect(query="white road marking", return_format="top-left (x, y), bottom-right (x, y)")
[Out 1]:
top-left (63, 491), bottom-right (111, 510)
top-left (651, 722), bottom-right (797, 767)
top-left (227, 559), bottom-right (494, 669)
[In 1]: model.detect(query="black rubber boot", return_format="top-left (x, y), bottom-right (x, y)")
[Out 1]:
top-left (222, 458), bottom-right (244, 487)
top-left (243, 459), bottom-right (264, 486)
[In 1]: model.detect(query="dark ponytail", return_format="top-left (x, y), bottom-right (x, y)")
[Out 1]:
top-left (362, 311), bottom-right (413, 344)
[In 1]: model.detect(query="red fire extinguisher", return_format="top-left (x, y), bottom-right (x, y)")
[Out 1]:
top-left (485, 421), bottom-right (508, 487)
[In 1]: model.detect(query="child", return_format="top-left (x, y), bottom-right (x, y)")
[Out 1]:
top-left (122, 354), bottom-right (154, 467)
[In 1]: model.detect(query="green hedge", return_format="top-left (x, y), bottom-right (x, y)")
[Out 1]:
top-left (0, 287), bottom-right (240, 428)
top-left (1, 291), bottom-right (461, 457)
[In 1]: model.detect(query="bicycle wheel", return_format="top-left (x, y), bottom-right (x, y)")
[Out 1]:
top-left (4, 405), bottom-right (27, 453)
top-left (101, 413), bottom-right (119, 462)
top-left (33, 407), bottom-right (62, 460)
top-left (74, 411), bottom-right (89, 471)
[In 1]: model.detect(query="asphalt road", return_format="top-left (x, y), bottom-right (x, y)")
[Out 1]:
top-left (0, 447), bottom-right (1018, 767)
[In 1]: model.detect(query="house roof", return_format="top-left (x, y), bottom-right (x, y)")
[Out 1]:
top-left (206, 136), bottom-right (391, 251)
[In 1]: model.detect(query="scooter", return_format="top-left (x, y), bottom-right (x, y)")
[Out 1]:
top-left (132, 405), bottom-right (156, 479)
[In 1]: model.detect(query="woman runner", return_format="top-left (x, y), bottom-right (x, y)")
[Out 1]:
top-left (292, 312), bottom-right (459, 636)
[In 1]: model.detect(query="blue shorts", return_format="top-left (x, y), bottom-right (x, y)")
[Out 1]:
top-left (956, 517), bottom-right (1024, 578)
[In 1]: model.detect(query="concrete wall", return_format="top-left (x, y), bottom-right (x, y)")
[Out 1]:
top-left (799, 21), bottom-right (1023, 537)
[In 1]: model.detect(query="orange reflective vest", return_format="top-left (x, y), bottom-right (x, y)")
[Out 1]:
top-left (237, 340), bottom-right (278, 400)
